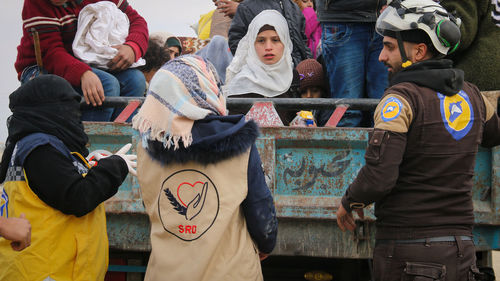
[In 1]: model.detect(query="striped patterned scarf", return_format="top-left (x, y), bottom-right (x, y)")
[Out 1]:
top-left (132, 55), bottom-right (227, 149)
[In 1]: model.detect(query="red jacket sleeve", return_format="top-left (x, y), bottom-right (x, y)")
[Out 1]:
top-left (17, 0), bottom-right (91, 86)
top-left (116, 0), bottom-right (149, 60)
top-left (38, 31), bottom-right (91, 86)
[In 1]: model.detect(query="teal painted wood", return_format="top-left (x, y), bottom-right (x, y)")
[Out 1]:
top-left (84, 123), bottom-right (500, 257)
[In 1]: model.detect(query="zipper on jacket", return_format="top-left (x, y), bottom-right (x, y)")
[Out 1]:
top-left (280, 0), bottom-right (283, 10)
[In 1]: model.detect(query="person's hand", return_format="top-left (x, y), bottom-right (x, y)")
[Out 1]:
top-left (95, 143), bottom-right (137, 176)
top-left (0, 214), bottom-right (31, 251)
top-left (216, 0), bottom-right (239, 18)
top-left (336, 204), bottom-right (364, 232)
top-left (259, 252), bottom-right (269, 261)
top-left (81, 70), bottom-right (105, 106)
top-left (87, 149), bottom-right (112, 167)
top-left (115, 143), bottom-right (137, 176)
top-left (108, 44), bottom-right (136, 72)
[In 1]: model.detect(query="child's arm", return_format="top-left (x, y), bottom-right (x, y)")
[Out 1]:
top-left (109, 0), bottom-right (148, 71)
top-left (20, 0), bottom-right (91, 86)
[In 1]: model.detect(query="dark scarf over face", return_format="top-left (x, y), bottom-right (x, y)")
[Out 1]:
top-left (0, 75), bottom-right (88, 183)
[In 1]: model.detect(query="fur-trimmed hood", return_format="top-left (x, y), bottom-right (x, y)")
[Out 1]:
top-left (144, 115), bottom-right (259, 165)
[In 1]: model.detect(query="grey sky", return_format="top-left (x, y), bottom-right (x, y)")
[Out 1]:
top-left (0, 0), bottom-right (215, 141)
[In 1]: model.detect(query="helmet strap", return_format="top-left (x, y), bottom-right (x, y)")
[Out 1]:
top-left (396, 31), bottom-right (413, 68)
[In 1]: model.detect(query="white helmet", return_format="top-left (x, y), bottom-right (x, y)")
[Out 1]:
top-left (376, 0), bottom-right (461, 55)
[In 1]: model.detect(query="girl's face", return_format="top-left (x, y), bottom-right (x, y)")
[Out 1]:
top-left (254, 30), bottom-right (284, 65)
top-left (299, 0), bottom-right (314, 9)
top-left (300, 86), bottom-right (323, 98)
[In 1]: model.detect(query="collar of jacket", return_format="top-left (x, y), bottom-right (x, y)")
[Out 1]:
top-left (389, 59), bottom-right (464, 96)
top-left (145, 115), bottom-right (259, 165)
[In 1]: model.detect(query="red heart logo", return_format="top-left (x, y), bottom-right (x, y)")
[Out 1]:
top-left (177, 181), bottom-right (204, 207)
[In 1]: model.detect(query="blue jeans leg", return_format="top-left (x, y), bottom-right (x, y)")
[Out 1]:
top-left (366, 32), bottom-right (388, 99)
top-left (364, 32), bottom-right (389, 126)
top-left (321, 22), bottom-right (387, 127)
top-left (110, 68), bottom-right (146, 122)
top-left (79, 68), bottom-right (120, 122)
top-left (78, 68), bottom-right (145, 122)
top-left (20, 65), bottom-right (48, 84)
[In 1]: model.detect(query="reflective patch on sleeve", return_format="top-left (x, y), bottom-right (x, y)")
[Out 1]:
top-left (0, 188), bottom-right (8, 217)
top-left (374, 94), bottom-right (413, 133)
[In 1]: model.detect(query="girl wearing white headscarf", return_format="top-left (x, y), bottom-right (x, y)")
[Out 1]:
top-left (224, 10), bottom-right (294, 98)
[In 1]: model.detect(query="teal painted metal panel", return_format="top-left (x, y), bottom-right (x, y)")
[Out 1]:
top-left (85, 123), bottom-right (500, 257)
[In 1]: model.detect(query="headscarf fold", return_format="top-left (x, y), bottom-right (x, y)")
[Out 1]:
top-left (0, 75), bottom-right (88, 183)
top-left (224, 10), bottom-right (294, 97)
top-left (132, 55), bottom-right (226, 149)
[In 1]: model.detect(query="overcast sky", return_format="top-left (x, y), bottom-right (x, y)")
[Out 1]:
top-left (0, 0), bottom-right (215, 141)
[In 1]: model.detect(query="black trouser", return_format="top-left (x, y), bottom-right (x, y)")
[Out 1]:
top-left (373, 236), bottom-right (481, 281)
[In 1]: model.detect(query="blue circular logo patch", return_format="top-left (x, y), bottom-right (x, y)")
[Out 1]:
top-left (438, 90), bottom-right (474, 140)
top-left (381, 97), bottom-right (403, 122)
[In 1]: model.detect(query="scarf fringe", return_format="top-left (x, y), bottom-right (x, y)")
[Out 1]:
top-left (132, 115), bottom-right (193, 150)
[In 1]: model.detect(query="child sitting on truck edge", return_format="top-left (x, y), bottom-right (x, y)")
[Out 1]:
top-left (15, 0), bottom-right (149, 122)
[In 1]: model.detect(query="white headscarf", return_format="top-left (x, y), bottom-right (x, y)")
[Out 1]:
top-left (224, 10), bottom-right (293, 97)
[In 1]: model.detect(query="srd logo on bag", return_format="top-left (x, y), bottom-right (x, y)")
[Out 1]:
top-left (158, 169), bottom-right (220, 241)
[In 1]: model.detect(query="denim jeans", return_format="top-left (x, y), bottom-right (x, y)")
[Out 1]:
top-left (20, 66), bottom-right (146, 122)
top-left (79, 68), bottom-right (145, 122)
top-left (321, 22), bottom-right (388, 127)
top-left (20, 65), bottom-right (48, 84)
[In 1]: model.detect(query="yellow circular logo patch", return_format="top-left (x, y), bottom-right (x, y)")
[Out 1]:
top-left (438, 90), bottom-right (474, 140)
top-left (443, 94), bottom-right (471, 131)
top-left (381, 97), bottom-right (403, 122)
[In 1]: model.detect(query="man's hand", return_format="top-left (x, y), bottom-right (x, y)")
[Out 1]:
top-left (81, 70), bottom-right (105, 106)
top-left (336, 204), bottom-right (364, 232)
top-left (216, 0), bottom-right (239, 18)
top-left (108, 44), bottom-right (136, 72)
top-left (0, 214), bottom-right (31, 251)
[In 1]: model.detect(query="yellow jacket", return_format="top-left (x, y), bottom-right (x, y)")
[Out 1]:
top-left (0, 134), bottom-right (108, 281)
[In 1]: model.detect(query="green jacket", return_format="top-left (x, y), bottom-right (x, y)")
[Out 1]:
top-left (442, 0), bottom-right (500, 91)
